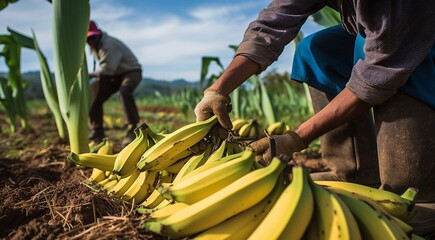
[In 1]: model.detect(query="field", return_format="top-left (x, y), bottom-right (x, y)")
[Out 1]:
top-left (0, 101), bottom-right (327, 239)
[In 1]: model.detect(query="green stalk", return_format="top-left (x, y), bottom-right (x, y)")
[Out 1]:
top-left (32, 31), bottom-right (67, 139)
top-left (52, 0), bottom-right (90, 153)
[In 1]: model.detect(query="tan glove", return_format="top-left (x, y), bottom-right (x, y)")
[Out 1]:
top-left (249, 131), bottom-right (308, 165)
top-left (194, 88), bottom-right (233, 130)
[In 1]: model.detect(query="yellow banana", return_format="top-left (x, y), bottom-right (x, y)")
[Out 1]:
top-left (109, 169), bottom-right (141, 197)
top-left (161, 149), bottom-right (255, 204)
top-left (97, 137), bottom-right (113, 155)
top-left (148, 202), bottom-right (190, 221)
top-left (248, 166), bottom-right (313, 240)
top-left (248, 123), bottom-right (259, 138)
top-left (102, 178), bottom-right (119, 192)
top-left (123, 170), bottom-right (158, 204)
top-left (237, 122), bottom-right (252, 137)
top-left (140, 188), bottom-right (166, 209)
top-left (165, 156), bottom-right (190, 174)
top-left (266, 121), bottom-right (286, 135)
top-left (231, 119), bottom-right (249, 132)
top-left (143, 156), bottom-right (286, 238)
top-left (316, 181), bottom-right (418, 221)
top-left (137, 116), bottom-right (218, 171)
top-left (67, 152), bottom-right (118, 172)
top-left (84, 168), bottom-right (107, 184)
top-left (112, 124), bottom-right (152, 177)
top-left (180, 151), bottom-right (244, 182)
top-left (170, 144), bottom-right (213, 184)
top-left (309, 180), bottom-right (361, 240)
top-left (338, 193), bottom-right (410, 240)
top-left (193, 175), bottom-right (286, 240)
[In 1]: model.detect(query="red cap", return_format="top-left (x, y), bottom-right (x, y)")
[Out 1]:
top-left (87, 20), bottom-right (102, 38)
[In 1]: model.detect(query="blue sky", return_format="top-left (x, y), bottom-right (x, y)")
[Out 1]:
top-left (0, 0), bottom-right (324, 82)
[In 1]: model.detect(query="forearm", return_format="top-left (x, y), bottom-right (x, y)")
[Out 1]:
top-left (210, 55), bottom-right (260, 95)
top-left (295, 87), bottom-right (372, 143)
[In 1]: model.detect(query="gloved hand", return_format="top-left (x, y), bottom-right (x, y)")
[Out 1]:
top-left (194, 88), bottom-right (233, 130)
top-left (249, 131), bottom-right (308, 165)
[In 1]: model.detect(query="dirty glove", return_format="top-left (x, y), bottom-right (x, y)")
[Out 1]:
top-left (249, 131), bottom-right (308, 165)
top-left (194, 88), bottom-right (233, 130)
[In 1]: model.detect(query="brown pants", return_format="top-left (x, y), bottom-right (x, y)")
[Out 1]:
top-left (310, 88), bottom-right (435, 235)
top-left (89, 70), bottom-right (142, 129)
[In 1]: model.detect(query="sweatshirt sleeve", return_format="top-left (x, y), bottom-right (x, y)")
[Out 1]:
top-left (347, 0), bottom-right (435, 105)
top-left (236, 0), bottom-right (325, 72)
top-left (95, 42), bottom-right (122, 76)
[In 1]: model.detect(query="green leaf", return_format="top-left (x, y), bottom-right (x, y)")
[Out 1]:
top-left (7, 27), bottom-right (35, 49)
top-left (311, 6), bottom-right (341, 27)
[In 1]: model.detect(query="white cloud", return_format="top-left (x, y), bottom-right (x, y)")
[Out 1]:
top-left (0, 0), bottom-right (323, 82)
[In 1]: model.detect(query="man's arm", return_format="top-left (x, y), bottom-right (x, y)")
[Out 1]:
top-left (209, 56), bottom-right (260, 95)
top-left (296, 87), bottom-right (371, 143)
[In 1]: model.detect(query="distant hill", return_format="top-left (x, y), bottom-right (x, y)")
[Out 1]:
top-left (0, 71), bottom-right (200, 100)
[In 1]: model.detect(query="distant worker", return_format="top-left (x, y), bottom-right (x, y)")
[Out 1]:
top-left (86, 20), bottom-right (142, 147)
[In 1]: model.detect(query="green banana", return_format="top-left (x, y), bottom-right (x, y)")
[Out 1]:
top-left (170, 144), bottom-right (213, 184)
top-left (137, 116), bottom-right (218, 171)
top-left (338, 193), bottom-right (410, 240)
top-left (161, 149), bottom-right (255, 204)
top-left (112, 124), bottom-right (152, 177)
top-left (316, 181), bottom-right (418, 221)
top-left (206, 140), bottom-right (229, 163)
top-left (193, 175), bottom-right (286, 240)
top-left (67, 152), bottom-right (118, 172)
top-left (309, 180), bottom-right (361, 240)
top-left (89, 138), bottom-right (107, 153)
top-left (143, 156), bottom-right (286, 238)
top-left (248, 166), bottom-right (313, 240)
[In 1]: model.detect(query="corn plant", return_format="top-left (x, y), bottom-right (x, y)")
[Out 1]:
top-left (52, 0), bottom-right (90, 153)
top-left (0, 28), bottom-right (35, 133)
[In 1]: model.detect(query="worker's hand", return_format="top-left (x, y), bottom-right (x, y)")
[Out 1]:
top-left (194, 88), bottom-right (233, 130)
top-left (249, 131), bottom-right (308, 165)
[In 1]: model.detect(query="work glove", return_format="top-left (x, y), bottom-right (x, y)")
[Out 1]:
top-left (249, 131), bottom-right (308, 165)
top-left (194, 88), bottom-right (233, 130)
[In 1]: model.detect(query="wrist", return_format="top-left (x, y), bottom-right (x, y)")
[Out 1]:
top-left (285, 130), bottom-right (309, 151)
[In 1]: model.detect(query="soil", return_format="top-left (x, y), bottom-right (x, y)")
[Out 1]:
top-left (0, 110), bottom-right (327, 239)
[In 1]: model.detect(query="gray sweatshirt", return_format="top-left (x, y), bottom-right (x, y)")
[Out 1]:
top-left (92, 32), bottom-right (142, 76)
top-left (236, 0), bottom-right (435, 105)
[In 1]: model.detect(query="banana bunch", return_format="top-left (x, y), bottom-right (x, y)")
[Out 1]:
top-left (140, 161), bottom-right (423, 239)
top-left (231, 119), bottom-right (262, 139)
top-left (143, 157), bottom-right (287, 238)
top-left (160, 148), bottom-right (256, 204)
top-left (266, 121), bottom-right (292, 135)
top-left (137, 116), bottom-right (219, 172)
